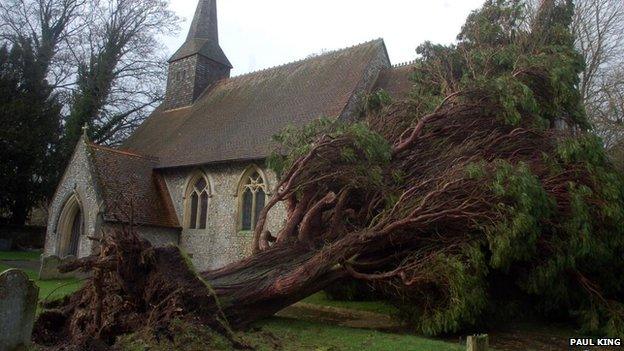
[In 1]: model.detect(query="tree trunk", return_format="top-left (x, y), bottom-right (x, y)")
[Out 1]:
top-left (204, 244), bottom-right (347, 327)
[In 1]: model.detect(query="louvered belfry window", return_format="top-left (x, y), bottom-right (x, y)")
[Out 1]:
top-left (187, 176), bottom-right (210, 229)
top-left (240, 171), bottom-right (266, 231)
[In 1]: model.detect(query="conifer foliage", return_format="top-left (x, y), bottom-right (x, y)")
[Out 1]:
top-left (262, 0), bottom-right (624, 336)
top-left (0, 43), bottom-right (61, 225)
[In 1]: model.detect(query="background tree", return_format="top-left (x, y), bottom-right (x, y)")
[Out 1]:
top-left (0, 42), bottom-right (61, 225)
top-left (0, 0), bottom-right (179, 224)
top-left (571, 0), bottom-right (624, 147)
top-left (62, 0), bottom-right (178, 151)
top-left (0, 0), bottom-right (86, 87)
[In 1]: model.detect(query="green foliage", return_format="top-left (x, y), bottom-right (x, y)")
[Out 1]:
top-left (0, 42), bottom-right (62, 224)
top-left (361, 89), bottom-right (393, 116)
top-left (393, 247), bottom-right (488, 336)
top-left (409, 0), bottom-right (586, 130)
top-left (486, 161), bottom-right (555, 269)
top-left (480, 133), bottom-right (624, 336)
top-left (465, 161), bottom-right (487, 179)
top-left (458, 0), bottom-right (528, 46)
top-left (271, 0), bottom-right (623, 337)
top-left (268, 118), bottom-right (391, 187)
top-left (478, 75), bottom-right (543, 127)
top-left (377, 0), bottom-right (620, 336)
top-left (557, 134), bottom-right (608, 165)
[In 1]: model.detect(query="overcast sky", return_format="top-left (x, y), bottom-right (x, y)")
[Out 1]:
top-left (164, 0), bottom-right (485, 77)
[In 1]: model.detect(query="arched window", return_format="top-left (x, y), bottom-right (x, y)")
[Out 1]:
top-left (238, 168), bottom-right (267, 231)
top-left (56, 194), bottom-right (83, 257)
top-left (186, 173), bottom-right (211, 230)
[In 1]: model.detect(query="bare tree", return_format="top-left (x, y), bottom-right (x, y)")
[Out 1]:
top-left (64, 0), bottom-right (179, 147)
top-left (0, 0), bottom-right (179, 148)
top-left (572, 0), bottom-right (624, 147)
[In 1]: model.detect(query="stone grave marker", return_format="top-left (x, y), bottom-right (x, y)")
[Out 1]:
top-left (0, 269), bottom-right (39, 351)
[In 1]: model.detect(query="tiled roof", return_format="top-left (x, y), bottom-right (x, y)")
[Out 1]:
top-left (373, 62), bottom-right (416, 100)
top-left (123, 39), bottom-right (388, 168)
top-left (88, 143), bottom-right (180, 228)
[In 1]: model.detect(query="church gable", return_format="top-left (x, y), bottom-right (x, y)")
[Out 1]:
top-left (44, 136), bottom-right (103, 259)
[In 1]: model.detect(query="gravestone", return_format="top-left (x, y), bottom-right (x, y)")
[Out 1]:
top-left (39, 255), bottom-right (64, 280)
top-left (0, 269), bottom-right (39, 351)
top-left (39, 255), bottom-right (88, 280)
top-left (467, 334), bottom-right (489, 351)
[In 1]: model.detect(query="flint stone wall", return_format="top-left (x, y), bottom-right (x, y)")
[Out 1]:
top-left (161, 162), bottom-right (286, 271)
top-left (43, 139), bottom-right (101, 259)
top-left (0, 269), bottom-right (39, 351)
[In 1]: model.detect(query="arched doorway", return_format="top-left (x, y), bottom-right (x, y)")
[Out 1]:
top-left (56, 194), bottom-right (83, 257)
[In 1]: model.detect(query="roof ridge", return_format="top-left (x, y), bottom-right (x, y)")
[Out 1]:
top-left (88, 143), bottom-right (159, 161)
top-left (228, 38), bottom-right (384, 80)
top-left (392, 59), bottom-right (418, 68)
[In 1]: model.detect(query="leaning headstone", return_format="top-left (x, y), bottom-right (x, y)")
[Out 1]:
top-left (467, 334), bottom-right (489, 351)
top-left (39, 255), bottom-right (63, 280)
top-left (39, 255), bottom-right (90, 280)
top-left (0, 269), bottom-right (39, 351)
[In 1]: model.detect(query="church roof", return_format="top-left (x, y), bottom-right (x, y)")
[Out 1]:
top-left (373, 62), bottom-right (416, 100)
top-left (124, 39), bottom-right (389, 168)
top-left (88, 143), bottom-right (180, 228)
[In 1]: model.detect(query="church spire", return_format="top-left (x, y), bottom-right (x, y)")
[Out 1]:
top-left (168, 0), bottom-right (231, 67)
top-left (163, 0), bottom-right (232, 110)
top-left (186, 0), bottom-right (219, 43)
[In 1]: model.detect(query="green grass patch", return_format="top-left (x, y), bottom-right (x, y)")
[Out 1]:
top-left (302, 291), bottom-right (398, 316)
top-left (0, 250), bottom-right (42, 261)
top-left (0, 261), bottom-right (83, 310)
top-left (115, 317), bottom-right (464, 351)
top-left (251, 317), bottom-right (463, 351)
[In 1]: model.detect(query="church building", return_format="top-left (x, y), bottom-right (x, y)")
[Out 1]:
top-left (42, 0), bottom-right (414, 272)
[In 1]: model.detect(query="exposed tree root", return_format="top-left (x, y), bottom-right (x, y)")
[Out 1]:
top-left (33, 229), bottom-right (250, 350)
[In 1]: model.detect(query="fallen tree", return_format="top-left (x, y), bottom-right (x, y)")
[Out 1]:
top-left (34, 0), bottom-right (624, 349)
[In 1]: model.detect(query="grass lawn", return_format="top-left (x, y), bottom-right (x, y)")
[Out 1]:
top-left (0, 251), bottom-right (83, 307)
top-left (0, 250), bottom-right (43, 261)
top-left (302, 291), bottom-right (398, 316)
top-left (251, 317), bottom-right (464, 351)
top-left (118, 317), bottom-right (465, 351)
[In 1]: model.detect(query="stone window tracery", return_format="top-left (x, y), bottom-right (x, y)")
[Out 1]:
top-left (239, 169), bottom-right (267, 231)
top-left (186, 174), bottom-right (210, 230)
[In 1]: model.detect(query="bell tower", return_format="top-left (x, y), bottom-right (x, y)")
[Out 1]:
top-left (163, 0), bottom-right (232, 110)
